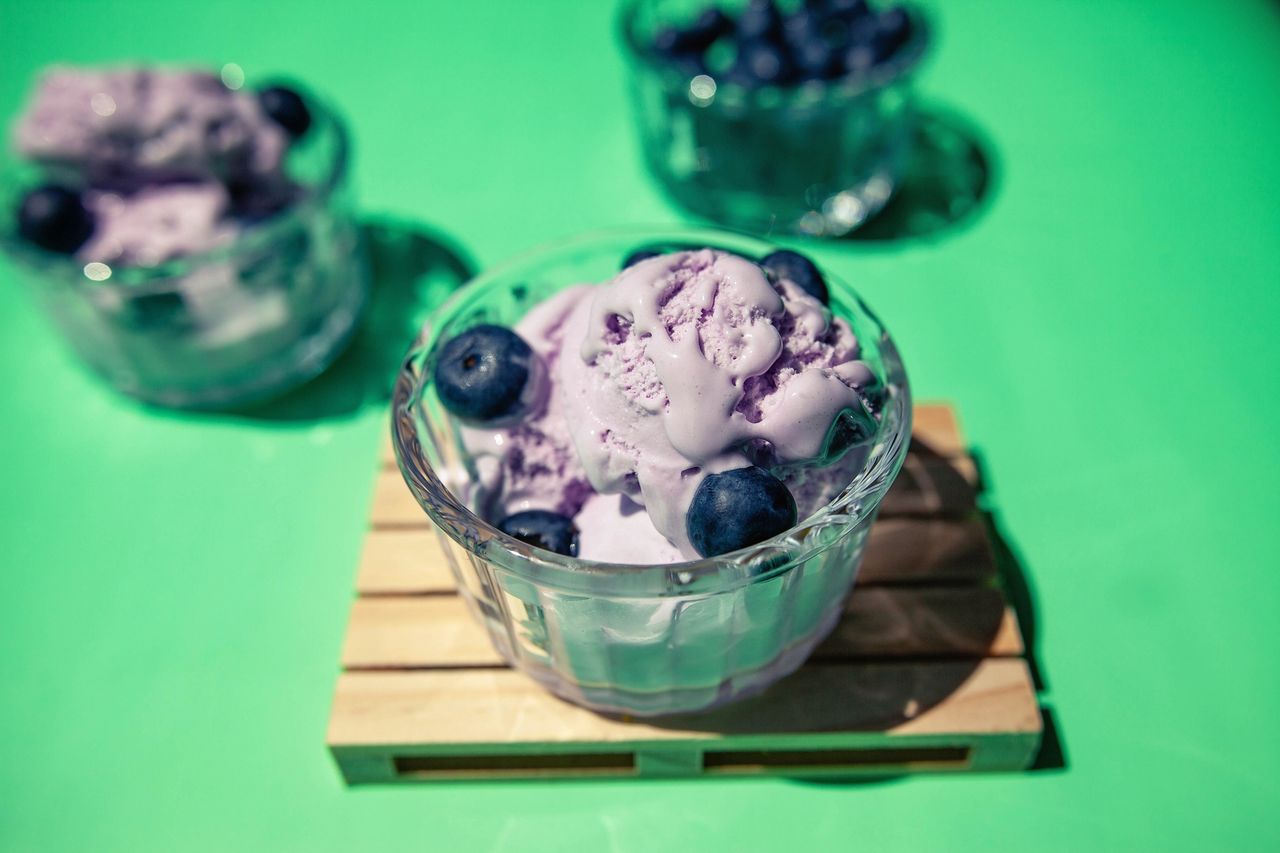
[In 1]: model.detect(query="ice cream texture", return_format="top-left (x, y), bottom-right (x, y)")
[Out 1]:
top-left (10, 67), bottom-right (299, 264)
top-left (461, 248), bottom-right (880, 563)
top-left (14, 67), bottom-right (288, 189)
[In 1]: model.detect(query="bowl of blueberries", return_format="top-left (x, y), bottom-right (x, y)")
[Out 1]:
top-left (0, 66), bottom-right (368, 408)
top-left (619, 0), bottom-right (929, 237)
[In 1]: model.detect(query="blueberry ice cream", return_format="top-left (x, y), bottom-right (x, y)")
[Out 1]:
top-left (432, 246), bottom-right (883, 564)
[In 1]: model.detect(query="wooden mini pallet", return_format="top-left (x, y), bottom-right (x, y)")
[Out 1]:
top-left (327, 403), bottom-right (1042, 782)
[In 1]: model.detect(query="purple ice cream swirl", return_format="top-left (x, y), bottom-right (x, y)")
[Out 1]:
top-left (464, 249), bottom-right (879, 563)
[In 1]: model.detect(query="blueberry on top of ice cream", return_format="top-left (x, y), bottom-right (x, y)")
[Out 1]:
top-left (16, 184), bottom-right (94, 254)
top-left (434, 324), bottom-right (544, 425)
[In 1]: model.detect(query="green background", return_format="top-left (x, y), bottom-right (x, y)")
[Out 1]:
top-left (2, 0), bottom-right (1278, 850)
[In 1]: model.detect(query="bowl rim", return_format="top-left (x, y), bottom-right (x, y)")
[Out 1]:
top-left (0, 74), bottom-right (351, 288)
top-left (391, 225), bottom-right (912, 596)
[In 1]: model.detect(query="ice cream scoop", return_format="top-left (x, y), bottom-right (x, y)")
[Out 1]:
top-left (451, 247), bottom-right (880, 562)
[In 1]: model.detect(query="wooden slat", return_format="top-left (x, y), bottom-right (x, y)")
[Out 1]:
top-left (857, 517), bottom-right (992, 584)
top-left (341, 586), bottom-right (1020, 670)
top-left (878, 452), bottom-right (978, 518)
top-left (328, 658), bottom-right (1040, 748)
top-left (909, 404), bottom-right (968, 457)
top-left (357, 529), bottom-right (456, 595)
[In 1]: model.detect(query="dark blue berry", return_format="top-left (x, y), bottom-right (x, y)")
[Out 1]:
top-left (622, 248), bottom-right (663, 269)
top-left (825, 0), bottom-right (871, 20)
top-left (17, 185), bottom-right (94, 254)
top-left (783, 9), bottom-right (823, 44)
top-left (686, 8), bottom-right (733, 49)
top-left (733, 40), bottom-right (796, 87)
top-left (737, 0), bottom-right (783, 42)
top-left (434, 324), bottom-right (538, 424)
top-left (760, 250), bottom-right (829, 304)
top-left (872, 8), bottom-right (912, 60)
top-left (687, 466), bottom-right (797, 558)
top-left (498, 510), bottom-right (579, 557)
top-left (258, 86), bottom-right (312, 139)
top-left (793, 36), bottom-right (842, 80)
top-left (844, 42), bottom-right (876, 77)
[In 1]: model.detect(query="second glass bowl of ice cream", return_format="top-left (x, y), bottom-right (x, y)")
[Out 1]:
top-left (0, 68), bottom-right (368, 408)
top-left (393, 227), bottom-right (910, 716)
top-left (619, 0), bottom-right (929, 237)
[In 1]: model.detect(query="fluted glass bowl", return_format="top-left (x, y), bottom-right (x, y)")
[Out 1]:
top-left (620, 0), bottom-right (930, 237)
top-left (392, 227), bottom-right (910, 716)
top-left (0, 82), bottom-right (368, 409)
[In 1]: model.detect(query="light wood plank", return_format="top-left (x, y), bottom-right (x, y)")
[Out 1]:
top-left (340, 586), bottom-right (1020, 670)
top-left (357, 529), bottom-right (456, 595)
top-left (910, 403), bottom-right (968, 457)
top-left (327, 658), bottom-right (1040, 748)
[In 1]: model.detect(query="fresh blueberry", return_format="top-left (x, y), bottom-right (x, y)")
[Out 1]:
top-left (686, 7), bottom-right (734, 49)
top-left (258, 85), bottom-right (312, 139)
top-left (760, 249), bottom-right (829, 304)
top-left (434, 324), bottom-right (538, 424)
top-left (783, 9), bottom-right (823, 44)
top-left (844, 41), bottom-right (877, 77)
top-left (687, 466), bottom-right (798, 558)
top-left (793, 36), bottom-right (842, 80)
top-left (825, 0), bottom-right (872, 20)
top-left (498, 510), bottom-right (579, 557)
top-left (17, 185), bottom-right (94, 254)
top-left (872, 7), bottom-right (912, 60)
top-left (622, 248), bottom-right (663, 269)
top-left (737, 0), bottom-right (783, 42)
top-left (733, 40), bottom-right (796, 87)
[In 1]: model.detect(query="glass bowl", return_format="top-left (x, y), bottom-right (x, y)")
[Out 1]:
top-left (619, 1), bottom-right (930, 237)
top-left (0, 81), bottom-right (368, 409)
top-left (392, 226), bottom-right (910, 716)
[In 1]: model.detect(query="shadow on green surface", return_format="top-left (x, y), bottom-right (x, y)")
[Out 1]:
top-left (233, 217), bottom-right (475, 422)
top-left (975, 449), bottom-right (1067, 773)
top-left (844, 105), bottom-right (998, 245)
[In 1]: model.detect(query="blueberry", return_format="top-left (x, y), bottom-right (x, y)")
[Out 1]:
top-left (687, 466), bottom-right (798, 558)
top-left (258, 86), bottom-right (312, 139)
top-left (737, 0), bottom-right (783, 42)
top-left (498, 510), bottom-right (579, 557)
top-left (825, 0), bottom-right (871, 20)
top-left (792, 36), bottom-right (842, 80)
top-left (783, 9), bottom-right (823, 44)
top-left (622, 248), bottom-right (663, 269)
top-left (686, 7), bottom-right (733, 50)
top-left (733, 40), bottom-right (796, 87)
top-left (434, 324), bottom-right (538, 424)
top-left (760, 250), bottom-right (829, 304)
top-left (16, 185), bottom-right (94, 254)
top-left (844, 42), bottom-right (877, 77)
top-left (872, 7), bottom-right (912, 60)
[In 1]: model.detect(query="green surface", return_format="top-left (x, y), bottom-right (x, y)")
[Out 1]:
top-left (2, 0), bottom-right (1279, 850)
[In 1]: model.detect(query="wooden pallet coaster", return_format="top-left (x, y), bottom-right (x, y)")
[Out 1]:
top-left (328, 402), bottom-right (1042, 782)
